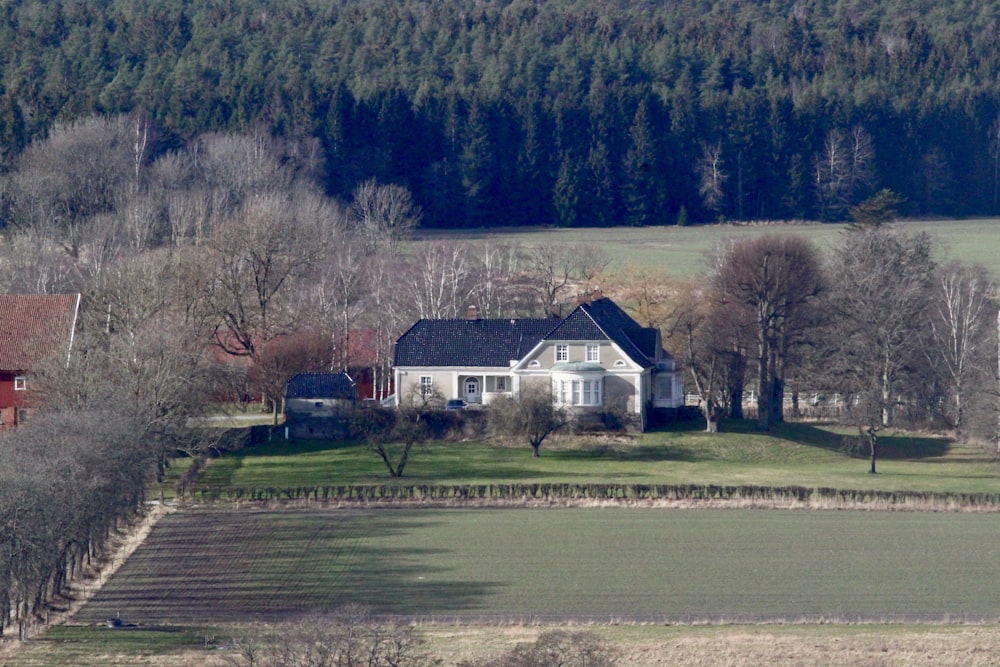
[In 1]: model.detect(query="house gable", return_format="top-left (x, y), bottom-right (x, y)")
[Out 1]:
top-left (512, 338), bottom-right (641, 372)
top-left (542, 299), bottom-right (657, 369)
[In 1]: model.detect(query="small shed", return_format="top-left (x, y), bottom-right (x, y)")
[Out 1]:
top-left (285, 372), bottom-right (357, 416)
top-left (284, 372), bottom-right (357, 439)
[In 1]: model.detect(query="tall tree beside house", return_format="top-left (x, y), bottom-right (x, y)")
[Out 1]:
top-left (664, 279), bottom-right (745, 432)
top-left (712, 235), bottom-right (826, 431)
top-left (200, 190), bottom-right (334, 419)
top-left (820, 226), bottom-right (936, 473)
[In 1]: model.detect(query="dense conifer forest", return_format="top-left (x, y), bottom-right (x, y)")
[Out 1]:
top-left (1, 0), bottom-right (999, 227)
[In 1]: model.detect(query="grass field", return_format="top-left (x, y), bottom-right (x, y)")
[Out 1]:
top-left (192, 421), bottom-right (1000, 495)
top-left (69, 506), bottom-right (1000, 626)
top-left (416, 218), bottom-right (1000, 278)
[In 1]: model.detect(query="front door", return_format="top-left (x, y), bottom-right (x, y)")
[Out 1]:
top-left (465, 377), bottom-right (480, 404)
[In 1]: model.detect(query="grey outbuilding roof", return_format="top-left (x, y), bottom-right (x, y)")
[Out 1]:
top-left (285, 372), bottom-right (357, 399)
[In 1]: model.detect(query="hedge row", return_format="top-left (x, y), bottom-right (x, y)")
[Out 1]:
top-left (186, 483), bottom-right (1000, 508)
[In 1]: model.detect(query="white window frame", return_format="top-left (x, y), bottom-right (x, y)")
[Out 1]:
top-left (555, 344), bottom-right (569, 362)
top-left (585, 344), bottom-right (600, 362)
top-left (13, 376), bottom-right (26, 391)
top-left (657, 375), bottom-right (673, 400)
top-left (554, 376), bottom-right (602, 407)
top-left (419, 375), bottom-right (433, 396)
top-left (495, 376), bottom-right (507, 392)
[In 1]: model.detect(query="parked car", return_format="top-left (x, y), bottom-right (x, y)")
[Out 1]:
top-left (445, 398), bottom-right (467, 410)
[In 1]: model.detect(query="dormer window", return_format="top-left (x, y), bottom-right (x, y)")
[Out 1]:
top-left (13, 376), bottom-right (26, 391)
top-left (555, 345), bottom-right (569, 362)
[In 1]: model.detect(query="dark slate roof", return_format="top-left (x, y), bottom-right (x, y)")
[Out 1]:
top-left (394, 317), bottom-right (556, 367)
top-left (285, 372), bottom-right (357, 399)
top-left (545, 298), bottom-right (657, 368)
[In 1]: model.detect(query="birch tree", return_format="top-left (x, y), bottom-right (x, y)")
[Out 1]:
top-left (927, 262), bottom-right (998, 440)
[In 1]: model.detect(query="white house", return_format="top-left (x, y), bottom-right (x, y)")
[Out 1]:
top-left (392, 291), bottom-right (683, 430)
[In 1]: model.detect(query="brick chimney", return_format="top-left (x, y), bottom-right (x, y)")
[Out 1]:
top-left (592, 287), bottom-right (603, 301)
top-left (467, 305), bottom-right (479, 320)
top-left (577, 292), bottom-right (592, 306)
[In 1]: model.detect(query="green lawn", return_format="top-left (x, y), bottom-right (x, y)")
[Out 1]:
top-left (193, 420), bottom-right (999, 495)
top-left (415, 218), bottom-right (1000, 278)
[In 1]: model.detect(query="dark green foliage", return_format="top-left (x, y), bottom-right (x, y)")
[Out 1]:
top-left (848, 188), bottom-right (904, 228)
top-left (1, 0), bottom-right (1000, 226)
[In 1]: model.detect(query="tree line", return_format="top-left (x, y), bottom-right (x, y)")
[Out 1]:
top-left (669, 222), bottom-right (999, 473)
top-left (1, 0), bottom-right (1000, 227)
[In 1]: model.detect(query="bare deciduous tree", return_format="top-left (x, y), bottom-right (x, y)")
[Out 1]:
top-left (489, 383), bottom-right (569, 456)
top-left (469, 240), bottom-right (525, 318)
top-left (200, 192), bottom-right (332, 415)
top-left (350, 178), bottom-right (422, 255)
top-left (712, 235), bottom-right (825, 430)
top-left (458, 629), bottom-right (618, 667)
top-left (3, 115), bottom-right (139, 257)
top-left (609, 263), bottom-right (675, 329)
top-left (927, 262), bottom-right (998, 441)
top-left (698, 141), bottom-right (726, 215)
top-left (821, 227), bottom-right (936, 473)
top-left (664, 280), bottom-right (731, 432)
top-left (406, 240), bottom-right (475, 320)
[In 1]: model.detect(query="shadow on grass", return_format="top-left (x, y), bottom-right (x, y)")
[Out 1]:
top-left (238, 438), bottom-right (356, 457)
top-left (771, 422), bottom-right (952, 460)
top-left (75, 509), bottom-right (501, 624)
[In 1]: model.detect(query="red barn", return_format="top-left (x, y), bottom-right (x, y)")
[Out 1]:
top-left (0, 294), bottom-right (80, 426)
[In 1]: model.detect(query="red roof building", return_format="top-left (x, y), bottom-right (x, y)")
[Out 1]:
top-left (0, 293), bottom-right (80, 426)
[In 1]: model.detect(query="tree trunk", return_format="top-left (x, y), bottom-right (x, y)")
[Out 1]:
top-left (531, 440), bottom-right (541, 457)
top-left (728, 388), bottom-right (743, 419)
top-left (703, 399), bottom-right (722, 433)
top-left (726, 350), bottom-right (746, 419)
top-left (867, 428), bottom-right (878, 474)
top-left (769, 375), bottom-right (784, 426)
top-left (757, 371), bottom-right (771, 431)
